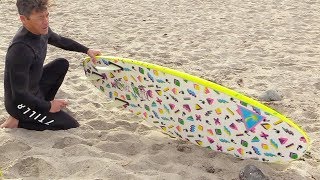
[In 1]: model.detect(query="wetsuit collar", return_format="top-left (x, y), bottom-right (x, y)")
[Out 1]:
top-left (21, 26), bottom-right (42, 38)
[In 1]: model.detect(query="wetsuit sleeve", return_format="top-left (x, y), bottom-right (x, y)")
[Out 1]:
top-left (6, 43), bottom-right (51, 113)
top-left (48, 28), bottom-right (89, 53)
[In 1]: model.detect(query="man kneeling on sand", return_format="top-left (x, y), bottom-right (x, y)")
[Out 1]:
top-left (1, 0), bottom-right (100, 130)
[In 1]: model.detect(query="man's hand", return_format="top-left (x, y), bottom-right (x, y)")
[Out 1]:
top-left (87, 49), bottom-right (101, 64)
top-left (50, 99), bottom-right (68, 113)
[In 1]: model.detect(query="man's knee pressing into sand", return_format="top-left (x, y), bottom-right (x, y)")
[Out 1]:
top-left (1, 0), bottom-right (101, 130)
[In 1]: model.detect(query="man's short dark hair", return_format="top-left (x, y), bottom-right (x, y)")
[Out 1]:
top-left (16, 0), bottom-right (49, 17)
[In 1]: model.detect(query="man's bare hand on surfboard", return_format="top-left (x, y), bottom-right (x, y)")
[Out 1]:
top-left (87, 49), bottom-right (101, 64)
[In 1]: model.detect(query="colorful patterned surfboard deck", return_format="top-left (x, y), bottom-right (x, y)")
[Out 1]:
top-left (82, 56), bottom-right (310, 163)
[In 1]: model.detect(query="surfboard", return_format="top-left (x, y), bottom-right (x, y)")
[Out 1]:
top-left (82, 56), bottom-right (310, 163)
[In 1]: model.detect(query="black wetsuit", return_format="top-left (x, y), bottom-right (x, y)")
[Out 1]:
top-left (4, 26), bottom-right (88, 130)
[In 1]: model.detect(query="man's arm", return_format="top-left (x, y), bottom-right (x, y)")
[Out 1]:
top-left (48, 28), bottom-right (101, 63)
top-left (48, 27), bottom-right (89, 53)
top-left (7, 43), bottom-right (51, 113)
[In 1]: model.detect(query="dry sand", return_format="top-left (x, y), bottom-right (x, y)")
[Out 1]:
top-left (0, 0), bottom-right (319, 179)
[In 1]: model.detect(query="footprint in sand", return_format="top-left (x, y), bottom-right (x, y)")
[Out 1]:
top-left (0, 155), bottom-right (9, 167)
top-left (96, 141), bottom-right (143, 156)
top-left (176, 144), bottom-right (193, 153)
top-left (0, 140), bottom-right (32, 153)
top-left (314, 82), bottom-right (320, 90)
top-left (62, 144), bottom-right (101, 157)
top-left (73, 84), bottom-right (89, 91)
top-left (151, 143), bottom-right (164, 151)
top-left (114, 120), bottom-right (139, 132)
top-left (68, 159), bottom-right (131, 177)
top-left (68, 159), bottom-right (105, 176)
top-left (9, 157), bottom-right (56, 178)
top-left (204, 151), bottom-right (219, 159)
top-left (95, 132), bottom-right (144, 156)
top-left (86, 120), bottom-right (119, 131)
top-left (147, 143), bottom-right (167, 156)
top-left (77, 110), bottom-right (99, 120)
top-left (202, 165), bottom-right (223, 174)
top-left (302, 109), bottom-right (319, 120)
top-left (103, 132), bottom-right (134, 142)
top-left (52, 137), bottom-right (91, 149)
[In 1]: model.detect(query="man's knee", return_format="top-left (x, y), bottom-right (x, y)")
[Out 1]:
top-left (55, 58), bottom-right (69, 73)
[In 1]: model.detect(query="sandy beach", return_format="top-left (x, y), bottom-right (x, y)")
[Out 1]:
top-left (0, 0), bottom-right (319, 179)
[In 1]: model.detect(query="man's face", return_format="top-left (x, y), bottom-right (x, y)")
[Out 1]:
top-left (21, 10), bottom-right (49, 35)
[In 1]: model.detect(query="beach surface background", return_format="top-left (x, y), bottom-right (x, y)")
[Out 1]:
top-left (0, 0), bottom-right (319, 179)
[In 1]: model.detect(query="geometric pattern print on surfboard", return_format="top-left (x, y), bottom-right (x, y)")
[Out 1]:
top-left (82, 57), bottom-right (308, 163)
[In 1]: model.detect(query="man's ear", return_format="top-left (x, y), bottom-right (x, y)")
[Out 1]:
top-left (19, 15), bottom-right (27, 24)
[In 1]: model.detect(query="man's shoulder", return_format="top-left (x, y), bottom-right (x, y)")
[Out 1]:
top-left (11, 27), bottom-right (28, 41)
top-left (9, 27), bottom-right (39, 52)
top-left (8, 41), bottom-right (35, 56)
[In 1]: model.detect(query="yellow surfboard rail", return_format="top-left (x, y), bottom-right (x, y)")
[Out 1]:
top-left (85, 56), bottom-right (311, 146)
